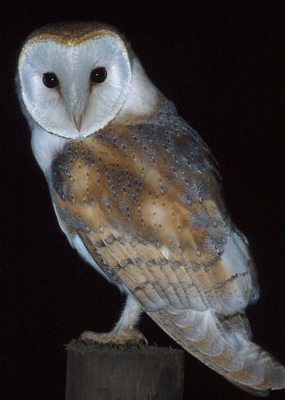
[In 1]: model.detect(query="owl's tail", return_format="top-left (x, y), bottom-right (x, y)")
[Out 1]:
top-left (148, 308), bottom-right (285, 396)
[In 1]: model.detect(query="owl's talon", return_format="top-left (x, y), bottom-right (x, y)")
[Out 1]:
top-left (79, 328), bottom-right (147, 346)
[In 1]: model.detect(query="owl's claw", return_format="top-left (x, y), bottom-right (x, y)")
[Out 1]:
top-left (79, 328), bottom-right (148, 346)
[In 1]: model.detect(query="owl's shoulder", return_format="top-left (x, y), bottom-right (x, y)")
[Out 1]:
top-left (51, 98), bottom-right (221, 206)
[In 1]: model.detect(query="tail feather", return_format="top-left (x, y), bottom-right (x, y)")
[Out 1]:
top-left (227, 380), bottom-right (269, 397)
top-left (148, 308), bottom-right (285, 395)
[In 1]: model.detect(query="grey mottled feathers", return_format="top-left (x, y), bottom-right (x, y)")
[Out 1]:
top-left (50, 99), bottom-right (285, 395)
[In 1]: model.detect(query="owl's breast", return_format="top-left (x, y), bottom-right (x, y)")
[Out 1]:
top-left (51, 101), bottom-right (230, 270)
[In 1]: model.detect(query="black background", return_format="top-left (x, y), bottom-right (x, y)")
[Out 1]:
top-left (1, 1), bottom-right (285, 399)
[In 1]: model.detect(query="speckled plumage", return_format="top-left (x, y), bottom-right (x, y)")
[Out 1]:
top-left (17, 21), bottom-right (285, 396)
top-left (50, 99), bottom-right (280, 394)
top-left (52, 99), bottom-right (255, 308)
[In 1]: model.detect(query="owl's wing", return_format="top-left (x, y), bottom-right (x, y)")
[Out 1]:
top-left (51, 105), bottom-right (285, 394)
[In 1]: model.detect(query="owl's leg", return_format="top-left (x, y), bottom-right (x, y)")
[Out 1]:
top-left (79, 295), bottom-right (146, 345)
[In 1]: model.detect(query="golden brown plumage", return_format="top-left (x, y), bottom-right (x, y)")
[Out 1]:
top-left (51, 99), bottom-right (283, 395)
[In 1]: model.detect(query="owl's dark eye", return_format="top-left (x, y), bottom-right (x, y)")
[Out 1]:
top-left (43, 72), bottom-right (59, 89)
top-left (90, 67), bottom-right (107, 84)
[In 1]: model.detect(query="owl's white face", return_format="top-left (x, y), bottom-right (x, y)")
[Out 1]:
top-left (18, 35), bottom-right (132, 138)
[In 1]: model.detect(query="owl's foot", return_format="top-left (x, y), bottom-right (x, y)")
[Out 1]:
top-left (79, 328), bottom-right (147, 346)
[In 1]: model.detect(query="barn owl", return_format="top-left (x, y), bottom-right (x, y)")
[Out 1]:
top-left (17, 21), bottom-right (285, 395)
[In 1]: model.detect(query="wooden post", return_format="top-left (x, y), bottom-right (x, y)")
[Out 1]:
top-left (65, 340), bottom-right (185, 400)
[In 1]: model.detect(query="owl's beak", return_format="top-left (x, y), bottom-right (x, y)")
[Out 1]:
top-left (73, 114), bottom-right (82, 132)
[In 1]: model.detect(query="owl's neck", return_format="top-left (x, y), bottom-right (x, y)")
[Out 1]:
top-left (114, 57), bottom-right (161, 124)
top-left (31, 126), bottom-right (69, 177)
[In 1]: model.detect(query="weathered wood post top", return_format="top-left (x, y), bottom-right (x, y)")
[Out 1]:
top-left (65, 340), bottom-right (185, 400)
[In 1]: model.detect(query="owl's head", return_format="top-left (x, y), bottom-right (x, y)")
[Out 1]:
top-left (17, 22), bottom-right (158, 139)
